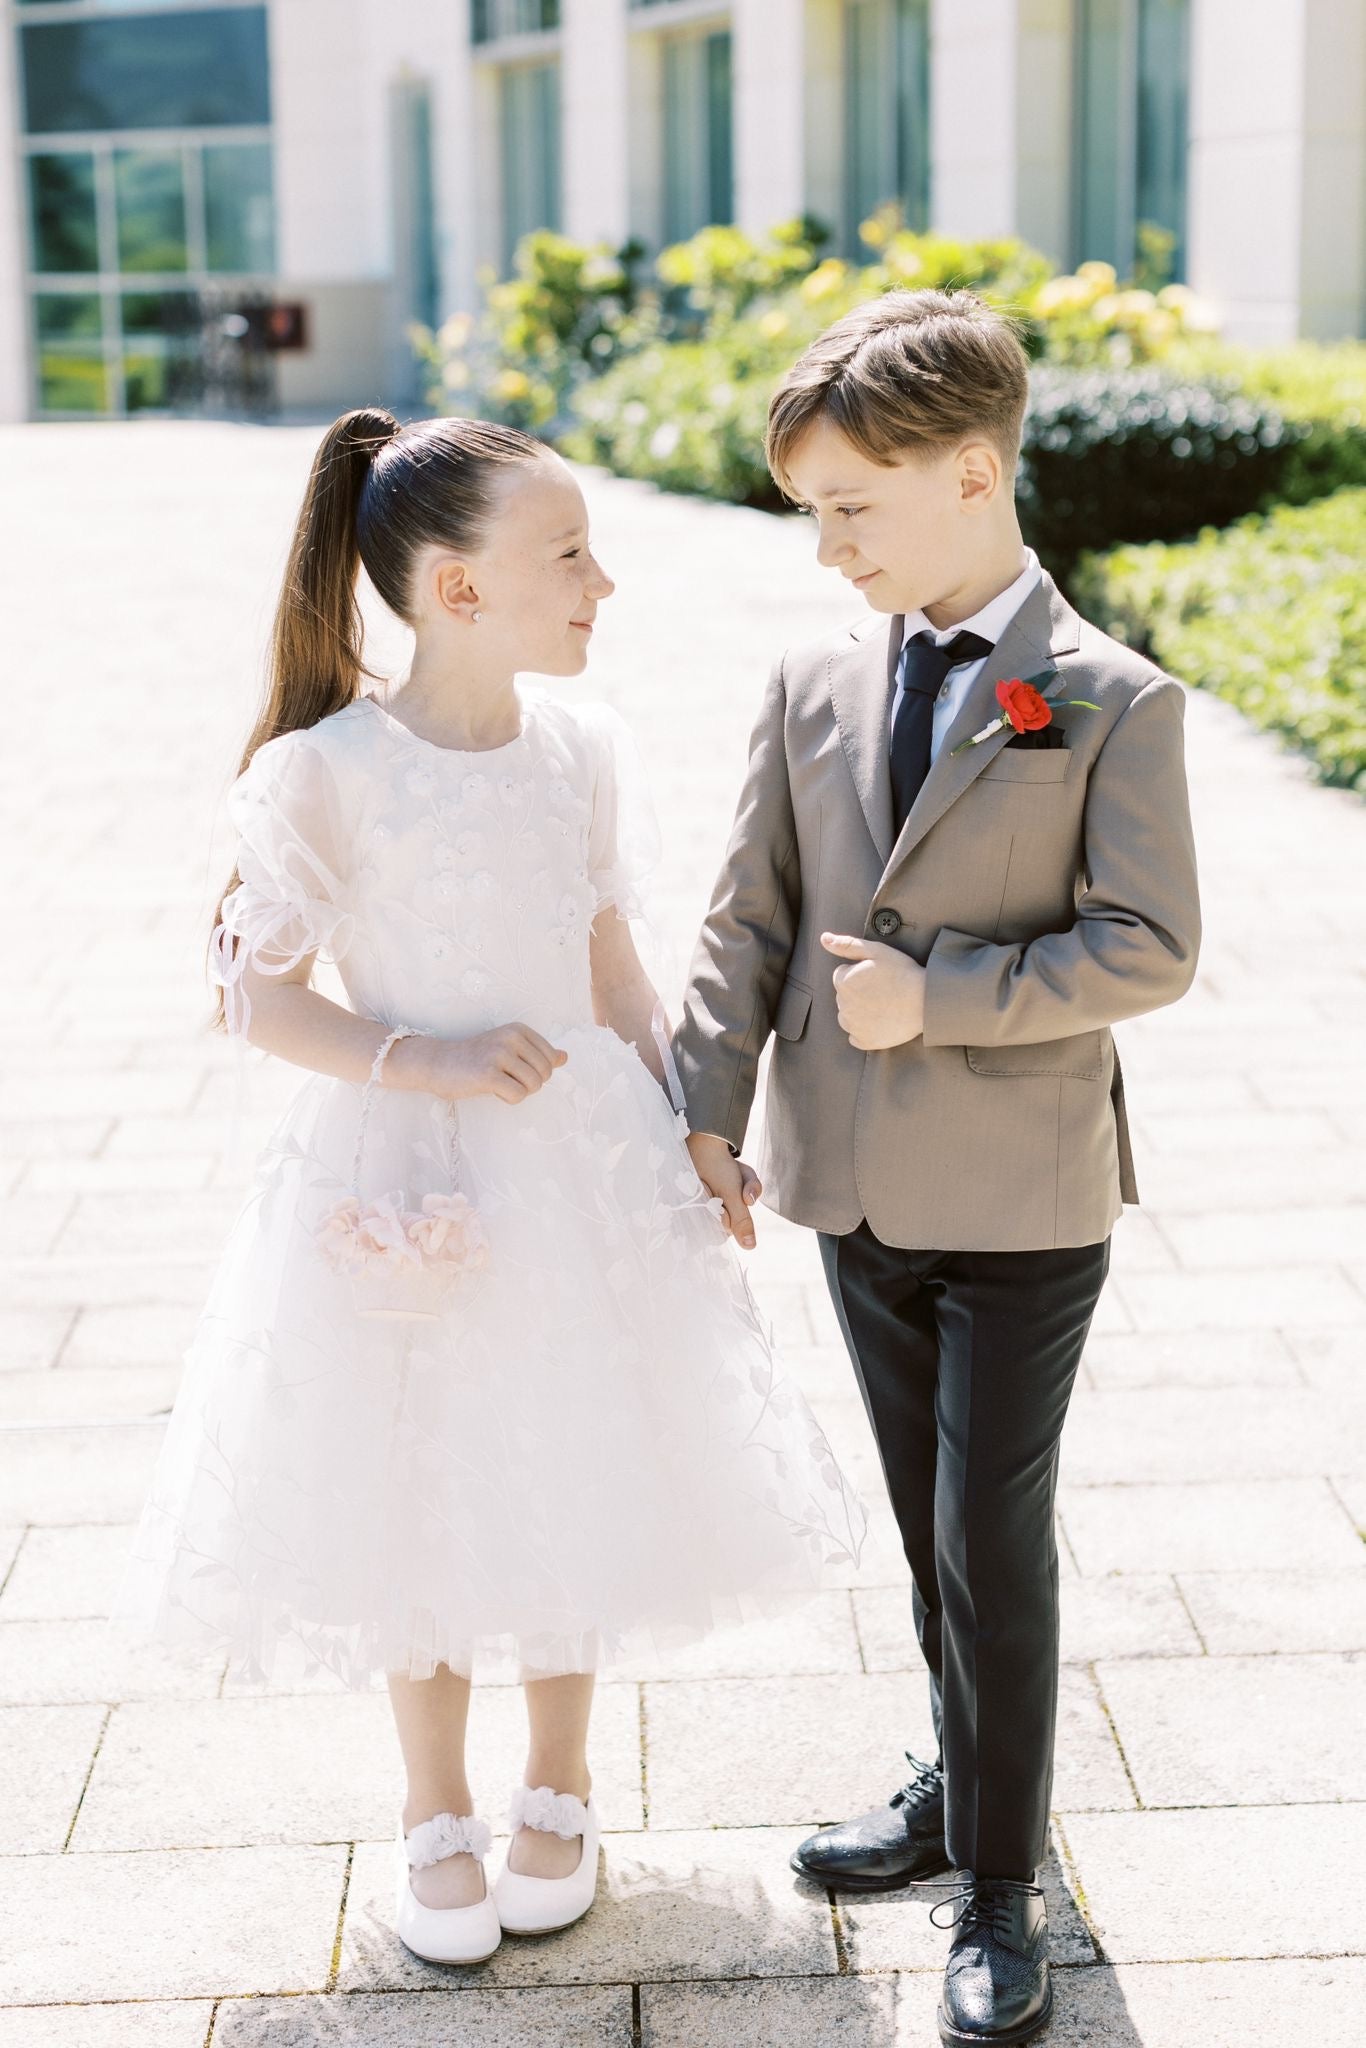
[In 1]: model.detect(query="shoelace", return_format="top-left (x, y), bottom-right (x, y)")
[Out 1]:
top-left (888, 1749), bottom-right (944, 1814)
top-left (924, 1874), bottom-right (1046, 1936)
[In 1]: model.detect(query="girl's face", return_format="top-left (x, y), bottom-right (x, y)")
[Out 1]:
top-left (426, 454), bottom-right (615, 675)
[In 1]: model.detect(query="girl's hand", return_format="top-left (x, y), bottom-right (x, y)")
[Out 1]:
top-left (687, 1132), bottom-right (762, 1250)
top-left (424, 1024), bottom-right (568, 1105)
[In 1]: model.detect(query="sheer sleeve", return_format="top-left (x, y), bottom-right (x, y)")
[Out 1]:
top-left (209, 727), bottom-right (356, 1038)
top-left (580, 700), bottom-right (662, 924)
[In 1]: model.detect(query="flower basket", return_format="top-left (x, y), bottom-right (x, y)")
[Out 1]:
top-left (312, 1028), bottom-right (490, 1322)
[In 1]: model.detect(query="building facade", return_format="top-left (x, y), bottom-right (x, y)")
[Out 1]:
top-left (2, 0), bottom-right (1363, 423)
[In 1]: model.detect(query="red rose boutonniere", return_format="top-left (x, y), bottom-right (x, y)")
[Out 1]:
top-left (951, 668), bottom-right (1101, 754)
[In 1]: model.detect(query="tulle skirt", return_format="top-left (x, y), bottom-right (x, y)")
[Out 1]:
top-left (107, 1024), bottom-right (866, 1688)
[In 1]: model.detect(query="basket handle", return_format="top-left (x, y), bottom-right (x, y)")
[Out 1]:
top-left (349, 1024), bottom-right (458, 1198)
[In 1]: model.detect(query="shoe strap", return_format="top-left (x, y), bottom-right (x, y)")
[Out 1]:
top-left (508, 1783), bottom-right (590, 1839)
top-left (403, 1810), bottom-right (493, 1869)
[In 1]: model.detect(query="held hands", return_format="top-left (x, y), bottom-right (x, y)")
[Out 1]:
top-left (686, 1131), bottom-right (763, 1251)
top-left (421, 1024), bottom-right (569, 1106)
top-left (821, 932), bottom-right (926, 1052)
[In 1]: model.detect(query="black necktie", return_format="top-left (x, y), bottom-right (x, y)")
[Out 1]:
top-left (890, 629), bottom-right (993, 834)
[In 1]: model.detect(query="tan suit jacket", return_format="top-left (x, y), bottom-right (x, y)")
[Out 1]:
top-left (672, 570), bottom-right (1201, 1251)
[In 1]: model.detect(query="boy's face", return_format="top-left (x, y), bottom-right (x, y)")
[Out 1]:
top-left (783, 418), bottom-right (999, 618)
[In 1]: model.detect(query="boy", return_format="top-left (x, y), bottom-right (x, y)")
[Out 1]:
top-left (673, 289), bottom-right (1200, 2046)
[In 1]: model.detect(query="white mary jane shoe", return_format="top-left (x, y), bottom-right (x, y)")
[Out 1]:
top-left (394, 1810), bottom-right (502, 1965)
top-left (492, 1784), bottom-right (600, 1935)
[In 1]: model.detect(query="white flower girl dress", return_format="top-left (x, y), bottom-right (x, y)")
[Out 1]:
top-left (108, 685), bottom-right (865, 1687)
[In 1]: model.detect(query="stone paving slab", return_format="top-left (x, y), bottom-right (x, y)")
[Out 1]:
top-left (0, 1843), bottom-right (347, 2003)
top-left (0, 1365), bottom-right (179, 1425)
top-left (1096, 1651), bottom-right (1366, 1806)
top-left (894, 1957), bottom-right (1366, 2048)
top-left (216, 1988), bottom-right (636, 2046)
top-left (72, 1682), bottom-right (645, 1852)
top-left (1079, 1329), bottom-right (1303, 1389)
top-left (642, 1674), bottom-right (938, 1830)
top-left (1059, 1385), bottom-right (1365, 1484)
top-left (0, 1618), bottom-right (224, 1706)
top-left (641, 1975), bottom-right (901, 2045)
top-left (1057, 1803), bottom-right (1366, 1962)
top-left (1174, 1567), bottom-right (1366, 1653)
top-left (0, 1701), bottom-right (105, 1854)
top-left (342, 1825), bottom-right (834, 1991)
top-left (0, 2004), bottom-right (217, 2048)
top-left (1058, 1477), bottom-right (1365, 1575)
top-left (853, 1576), bottom-right (1197, 1673)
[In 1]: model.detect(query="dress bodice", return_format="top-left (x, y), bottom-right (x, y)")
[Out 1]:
top-left (212, 686), bottom-right (654, 1045)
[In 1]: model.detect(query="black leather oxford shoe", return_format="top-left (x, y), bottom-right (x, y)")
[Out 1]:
top-left (935, 1873), bottom-right (1051, 2044)
top-left (789, 1751), bottom-right (951, 1891)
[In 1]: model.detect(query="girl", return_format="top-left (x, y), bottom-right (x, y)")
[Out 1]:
top-left (109, 409), bottom-right (864, 1966)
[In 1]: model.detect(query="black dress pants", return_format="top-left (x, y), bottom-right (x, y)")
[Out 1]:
top-left (817, 1219), bottom-right (1110, 1879)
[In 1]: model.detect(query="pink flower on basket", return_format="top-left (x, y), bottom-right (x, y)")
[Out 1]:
top-left (407, 1192), bottom-right (490, 1271)
top-left (357, 1193), bottom-right (422, 1267)
top-left (315, 1193), bottom-right (418, 1273)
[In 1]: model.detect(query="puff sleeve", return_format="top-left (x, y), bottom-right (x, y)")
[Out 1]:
top-left (209, 727), bottom-right (356, 1038)
top-left (580, 700), bottom-right (662, 924)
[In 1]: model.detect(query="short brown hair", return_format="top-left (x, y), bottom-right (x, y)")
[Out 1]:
top-left (766, 287), bottom-right (1031, 494)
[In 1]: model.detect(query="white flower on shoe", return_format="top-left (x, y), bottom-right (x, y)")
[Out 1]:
top-left (403, 1810), bottom-right (493, 1869)
top-left (508, 1784), bottom-right (588, 1839)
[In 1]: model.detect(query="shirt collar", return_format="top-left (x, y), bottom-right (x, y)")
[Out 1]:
top-left (900, 547), bottom-right (1041, 652)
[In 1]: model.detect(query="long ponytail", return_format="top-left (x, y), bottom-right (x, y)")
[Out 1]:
top-left (207, 405), bottom-right (543, 1031)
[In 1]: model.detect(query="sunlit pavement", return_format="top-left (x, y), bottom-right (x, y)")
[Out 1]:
top-left (1, 422), bottom-right (1363, 2046)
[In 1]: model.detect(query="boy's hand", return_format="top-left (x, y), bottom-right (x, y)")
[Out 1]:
top-left (822, 932), bottom-right (926, 1051)
top-left (687, 1131), bottom-right (762, 1250)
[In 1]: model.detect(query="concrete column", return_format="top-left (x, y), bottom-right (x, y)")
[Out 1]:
top-left (733, 0), bottom-right (808, 233)
top-left (929, 0), bottom-right (1019, 238)
top-left (1015, 0), bottom-right (1073, 266)
top-left (0, 10), bottom-right (31, 421)
top-left (1188, 0), bottom-right (1366, 341)
top-left (562, 0), bottom-right (631, 246)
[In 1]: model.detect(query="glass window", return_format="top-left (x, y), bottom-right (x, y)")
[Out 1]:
top-left (844, 0), bottom-right (930, 249)
top-left (114, 150), bottom-right (188, 273)
top-left (473, 0), bottom-right (559, 42)
top-left (28, 151), bottom-right (98, 272)
top-left (499, 60), bottom-right (560, 270)
top-left (662, 30), bottom-right (733, 244)
top-left (1136, 0), bottom-right (1189, 278)
top-left (34, 290), bottom-right (102, 340)
top-left (22, 10), bottom-right (271, 134)
top-left (37, 349), bottom-right (109, 414)
top-left (204, 142), bottom-right (274, 271)
top-left (121, 288), bottom-right (200, 336)
top-left (1074, 0), bottom-right (1189, 278)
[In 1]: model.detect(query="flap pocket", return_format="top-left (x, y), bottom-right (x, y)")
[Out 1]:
top-left (773, 976), bottom-right (813, 1042)
top-left (980, 749), bottom-right (1072, 784)
top-left (965, 1030), bottom-right (1104, 1079)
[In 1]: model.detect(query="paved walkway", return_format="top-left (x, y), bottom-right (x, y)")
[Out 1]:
top-left (0, 424), bottom-right (1363, 2047)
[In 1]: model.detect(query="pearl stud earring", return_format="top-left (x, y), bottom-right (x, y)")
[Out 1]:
top-left (471, 610), bottom-right (483, 623)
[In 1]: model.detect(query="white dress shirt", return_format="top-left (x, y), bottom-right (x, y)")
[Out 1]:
top-left (890, 548), bottom-right (1043, 764)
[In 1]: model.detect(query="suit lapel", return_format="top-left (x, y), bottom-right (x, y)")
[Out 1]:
top-left (880, 572), bottom-right (1082, 876)
top-left (826, 613), bottom-right (901, 865)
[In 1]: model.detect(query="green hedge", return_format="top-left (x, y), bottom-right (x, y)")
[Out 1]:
top-left (1073, 487), bottom-right (1366, 790)
top-left (1017, 367), bottom-right (1297, 573)
top-left (1171, 340), bottom-right (1366, 505)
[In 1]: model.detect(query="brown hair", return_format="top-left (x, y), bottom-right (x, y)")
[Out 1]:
top-left (209, 406), bottom-right (544, 1028)
top-left (765, 287), bottom-right (1031, 493)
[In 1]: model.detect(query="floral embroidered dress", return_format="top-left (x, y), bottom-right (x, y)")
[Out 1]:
top-left (108, 686), bottom-right (865, 1688)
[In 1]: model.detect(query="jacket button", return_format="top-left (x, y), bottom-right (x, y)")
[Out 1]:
top-left (872, 908), bottom-right (901, 938)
